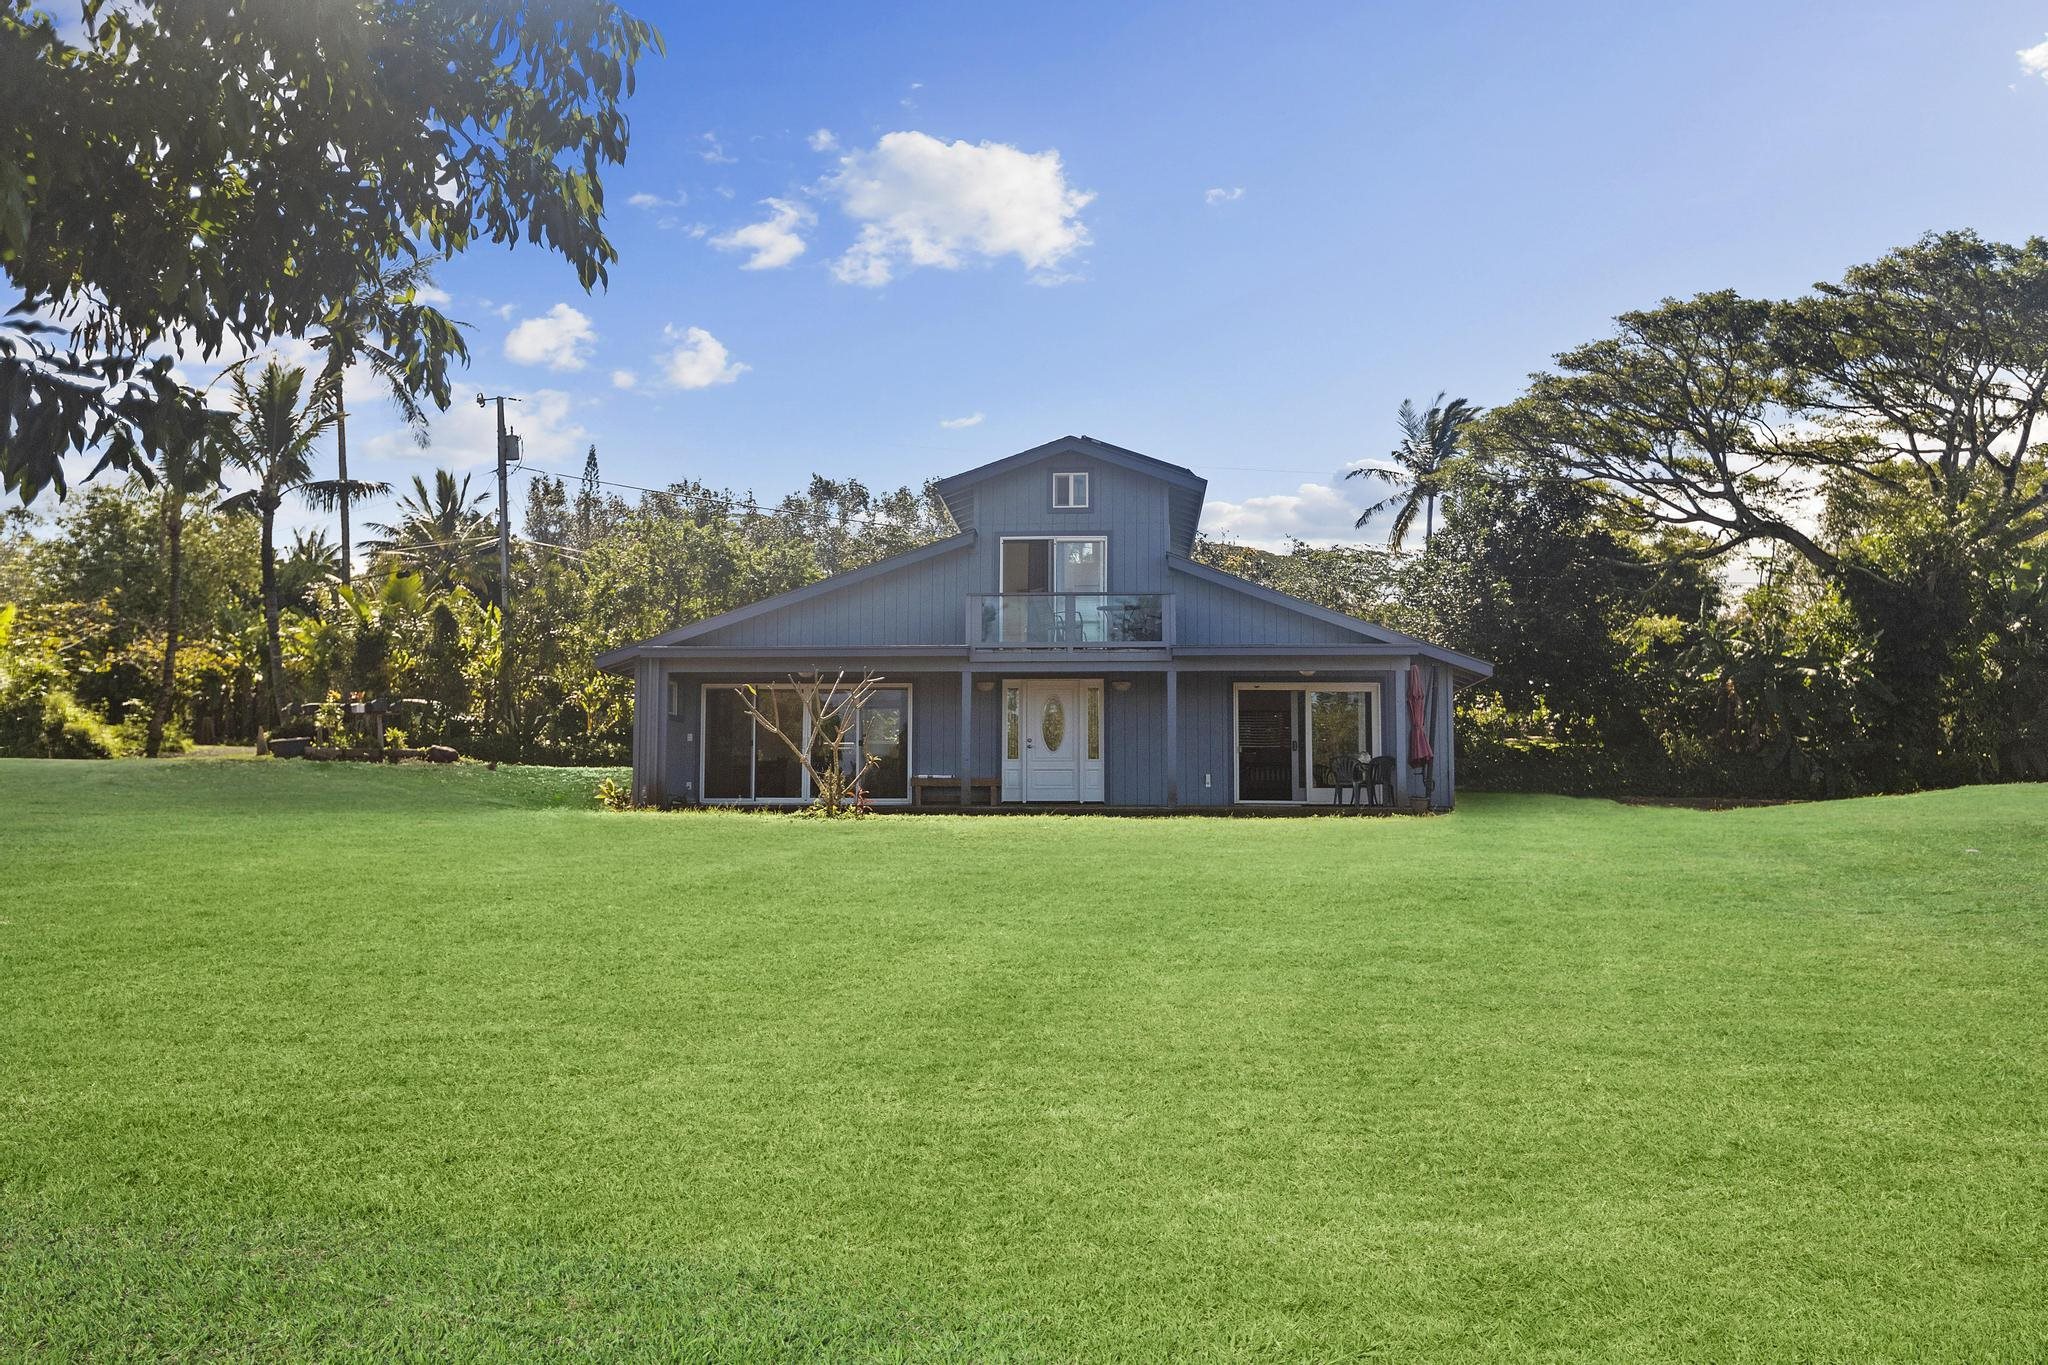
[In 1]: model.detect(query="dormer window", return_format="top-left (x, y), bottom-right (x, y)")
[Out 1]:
top-left (1053, 471), bottom-right (1090, 509)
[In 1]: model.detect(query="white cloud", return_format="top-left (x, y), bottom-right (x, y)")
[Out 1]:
top-left (711, 198), bottom-right (815, 270)
top-left (1204, 186), bottom-right (1245, 205)
top-left (413, 282), bottom-right (453, 306)
top-left (661, 325), bottom-right (747, 390)
top-left (2021, 35), bottom-right (2048, 79)
top-left (478, 299), bottom-right (518, 321)
top-left (1201, 482), bottom-right (1370, 550)
top-left (367, 388), bottom-right (586, 471)
top-left (699, 133), bottom-right (736, 164)
top-left (808, 128), bottom-right (838, 152)
top-left (503, 303), bottom-right (597, 371)
top-left (939, 412), bottom-right (985, 429)
top-left (629, 189), bottom-right (687, 209)
top-left (827, 131), bottom-right (1094, 287)
top-left (611, 369), bottom-right (639, 390)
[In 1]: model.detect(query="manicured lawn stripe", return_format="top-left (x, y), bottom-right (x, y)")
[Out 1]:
top-left (1, 760), bottom-right (2043, 1359)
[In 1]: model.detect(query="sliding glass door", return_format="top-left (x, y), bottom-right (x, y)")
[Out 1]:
top-left (1234, 682), bottom-right (1383, 803)
top-left (1305, 687), bottom-right (1376, 801)
top-left (700, 685), bottom-right (911, 802)
top-left (999, 537), bottom-right (1107, 642)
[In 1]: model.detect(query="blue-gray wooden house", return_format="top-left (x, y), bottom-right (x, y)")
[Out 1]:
top-left (599, 437), bottom-right (1492, 810)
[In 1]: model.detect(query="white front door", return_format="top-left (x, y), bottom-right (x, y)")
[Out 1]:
top-left (1022, 681), bottom-right (1081, 801)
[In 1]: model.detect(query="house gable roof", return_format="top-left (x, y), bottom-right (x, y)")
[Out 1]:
top-left (932, 435), bottom-right (1206, 501)
top-left (1166, 554), bottom-right (1494, 677)
top-left (594, 530), bottom-right (977, 671)
top-left (933, 435), bottom-right (1208, 553)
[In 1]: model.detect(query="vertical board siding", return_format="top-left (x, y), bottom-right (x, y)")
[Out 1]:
top-left (965, 457), bottom-right (1171, 594)
top-left (615, 446), bottom-right (1480, 808)
top-left (1169, 571), bottom-right (1367, 646)
top-left (653, 664), bottom-right (1424, 808)
top-left (1432, 664), bottom-right (1456, 808)
top-left (1104, 674), bottom-right (1166, 804)
top-left (632, 657), bottom-right (666, 805)
top-left (1177, 673), bottom-right (1233, 805)
top-left (688, 548), bottom-right (974, 647)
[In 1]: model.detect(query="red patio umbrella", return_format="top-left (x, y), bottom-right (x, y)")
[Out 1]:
top-left (1407, 664), bottom-right (1434, 767)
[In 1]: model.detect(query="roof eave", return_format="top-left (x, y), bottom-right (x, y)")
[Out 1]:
top-left (1166, 554), bottom-right (1494, 677)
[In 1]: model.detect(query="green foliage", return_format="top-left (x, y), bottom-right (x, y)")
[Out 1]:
top-left (113, 707), bottom-right (183, 757)
top-left (1190, 536), bottom-right (1400, 620)
top-left (1469, 230), bottom-right (2048, 793)
top-left (1347, 391), bottom-right (1482, 550)
top-left (28, 687), bottom-right (121, 758)
top-left (365, 471), bottom-right (498, 597)
top-left (594, 775), bottom-right (633, 811)
top-left (1, 0), bottom-right (660, 500)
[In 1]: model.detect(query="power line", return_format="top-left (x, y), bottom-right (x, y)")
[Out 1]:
top-left (504, 460), bottom-right (947, 534)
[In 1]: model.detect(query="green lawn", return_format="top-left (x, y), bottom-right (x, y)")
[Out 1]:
top-left (2, 760), bottom-right (2043, 1360)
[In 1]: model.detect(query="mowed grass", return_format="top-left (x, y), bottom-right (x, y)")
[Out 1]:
top-left (1, 760), bottom-right (2044, 1361)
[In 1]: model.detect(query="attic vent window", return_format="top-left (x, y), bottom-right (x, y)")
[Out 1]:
top-left (1053, 471), bottom-right (1090, 509)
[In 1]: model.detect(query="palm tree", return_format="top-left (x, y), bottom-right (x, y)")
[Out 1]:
top-left (365, 469), bottom-right (497, 596)
top-left (279, 527), bottom-right (343, 611)
top-left (144, 429), bottom-right (227, 758)
top-left (1347, 392), bottom-right (1481, 552)
top-left (307, 260), bottom-right (457, 583)
top-left (218, 360), bottom-right (339, 729)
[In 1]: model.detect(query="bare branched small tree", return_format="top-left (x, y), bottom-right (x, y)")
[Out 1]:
top-left (739, 671), bottom-right (886, 817)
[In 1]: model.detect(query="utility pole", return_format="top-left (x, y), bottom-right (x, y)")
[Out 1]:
top-left (478, 392), bottom-right (521, 743)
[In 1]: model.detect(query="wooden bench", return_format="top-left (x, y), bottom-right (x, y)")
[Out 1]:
top-left (912, 776), bottom-right (1000, 807)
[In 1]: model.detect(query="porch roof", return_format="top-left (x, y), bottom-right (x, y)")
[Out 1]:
top-left (596, 643), bottom-right (1458, 675)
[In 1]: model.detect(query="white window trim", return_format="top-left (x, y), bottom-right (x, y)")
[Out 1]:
top-left (697, 682), bottom-right (914, 805)
top-left (1229, 681), bottom-right (1384, 805)
top-left (1052, 471), bottom-right (1090, 509)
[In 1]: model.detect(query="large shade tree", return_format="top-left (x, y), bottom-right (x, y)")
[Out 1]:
top-left (1481, 231), bottom-right (2048, 781)
top-left (0, 0), bottom-right (661, 502)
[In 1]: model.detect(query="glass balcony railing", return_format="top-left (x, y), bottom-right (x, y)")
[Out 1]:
top-left (970, 593), bottom-right (1172, 646)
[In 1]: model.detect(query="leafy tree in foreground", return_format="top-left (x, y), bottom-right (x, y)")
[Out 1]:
top-left (0, 0), bottom-right (660, 501)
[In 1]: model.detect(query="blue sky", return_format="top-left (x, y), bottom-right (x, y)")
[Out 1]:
top-left (174, 3), bottom-right (2048, 545)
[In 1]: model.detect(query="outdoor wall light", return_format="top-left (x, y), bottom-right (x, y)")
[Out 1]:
top-left (1112, 680), bottom-right (1132, 692)
top-left (976, 679), bottom-right (995, 692)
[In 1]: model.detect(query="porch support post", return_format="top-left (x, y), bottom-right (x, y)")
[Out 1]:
top-left (1165, 666), bottom-right (1179, 807)
top-left (1388, 656), bottom-right (1411, 807)
top-left (959, 669), bottom-right (974, 806)
top-left (631, 657), bottom-right (667, 808)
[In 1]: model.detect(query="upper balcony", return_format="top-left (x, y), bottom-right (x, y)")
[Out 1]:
top-left (969, 593), bottom-right (1174, 648)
